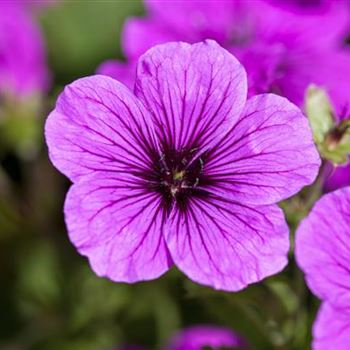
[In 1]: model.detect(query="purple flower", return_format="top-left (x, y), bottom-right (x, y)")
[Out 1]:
top-left (296, 187), bottom-right (350, 349)
top-left (46, 41), bottom-right (320, 291)
top-left (0, 2), bottom-right (49, 98)
top-left (324, 162), bottom-right (350, 192)
top-left (97, 0), bottom-right (350, 115)
top-left (313, 303), bottom-right (350, 350)
top-left (167, 325), bottom-right (245, 350)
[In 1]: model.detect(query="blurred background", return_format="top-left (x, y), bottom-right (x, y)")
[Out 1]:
top-left (0, 1), bottom-right (348, 350)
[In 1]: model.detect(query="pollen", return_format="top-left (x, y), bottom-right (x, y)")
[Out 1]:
top-left (173, 170), bottom-right (185, 181)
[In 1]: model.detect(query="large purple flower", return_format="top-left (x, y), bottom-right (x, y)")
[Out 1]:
top-left (167, 325), bottom-right (245, 350)
top-left (98, 0), bottom-right (350, 114)
top-left (0, 2), bottom-right (49, 98)
top-left (296, 187), bottom-right (350, 349)
top-left (46, 41), bottom-right (320, 291)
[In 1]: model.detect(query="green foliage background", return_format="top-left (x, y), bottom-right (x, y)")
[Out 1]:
top-left (0, 1), bottom-right (321, 349)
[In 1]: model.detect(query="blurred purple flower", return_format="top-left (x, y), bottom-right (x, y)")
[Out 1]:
top-left (16, 0), bottom-right (57, 8)
top-left (266, 0), bottom-right (342, 14)
top-left (0, 2), bottom-right (49, 98)
top-left (46, 40), bottom-right (320, 291)
top-left (98, 0), bottom-right (350, 115)
top-left (167, 325), bottom-right (246, 350)
top-left (116, 324), bottom-right (245, 350)
top-left (324, 162), bottom-right (350, 192)
top-left (296, 187), bottom-right (350, 349)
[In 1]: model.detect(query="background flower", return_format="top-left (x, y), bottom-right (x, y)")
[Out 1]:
top-left (98, 0), bottom-right (350, 115)
top-left (167, 325), bottom-right (245, 350)
top-left (296, 187), bottom-right (350, 349)
top-left (0, 2), bottom-right (49, 99)
top-left (116, 324), bottom-right (245, 350)
top-left (324, 162), bottom-right (350, 192)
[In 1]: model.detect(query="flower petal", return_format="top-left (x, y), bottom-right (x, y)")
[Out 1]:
top-left (165, 195), bottom-right (289, 291)
top-left (296, 187), bottom-right (350, 307)
top-left (64, 172), bottom-right (172, 282)
top-left (45, 75), bottom-right (158, 182)
top-left (313, 303), bottom-right (350, 350)
top-left (205, 94), bottom-right (320, 205)
top-left (135, 40), bottom-right (247, 153)
top-left (167, 325), bottom-right (246, 350)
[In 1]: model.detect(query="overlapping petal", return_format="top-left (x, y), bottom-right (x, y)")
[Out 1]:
top-left (276, 46), bottom-right (350, 116)
top-left (251, 0), bottom-right (349, 49)
top-left (96, 59), bottom-right (136, 90)
top-left (98, 0), bottom-right (350, 116)
top-left (123, 17), bottom-right (179, 60)
top-left (165, 195), bottom-right (289, 291)
top-left (45, 75), bottom-right (158, 182)
top-left (296, 187), bottom-right (350, 307)
top-left (135, 40), bottom-right (247, 154)
top-left (64, 172), bottom-right (172, 282)
top-left (324, 163), bottom-right (350, 192)
top-left (167, 325), bottom-right (245, 350)
top-left (204, 94), bottom-right (320, 205)
top-left (313, 303), bottom-right (350, 350)
top-left (144, 0), bottom-right (238, 44)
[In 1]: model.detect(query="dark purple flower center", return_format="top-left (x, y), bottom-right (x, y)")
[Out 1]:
top-left (151, 147), bottom-right (210, 212)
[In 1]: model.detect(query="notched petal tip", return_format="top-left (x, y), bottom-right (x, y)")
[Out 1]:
top-left (135, 40), bottom-right (248, 152)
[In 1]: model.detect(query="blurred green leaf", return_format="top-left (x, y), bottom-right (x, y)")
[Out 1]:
top-left (40, 0), bottom-right (143, 84)
top-left (265, 280), bottom-right (298, 316)
top-left (16, 241), bottom-right (62, 314)
top-left (69, 266), bottom-right (129, 331)
top-left (0, 94), bottom-right (43, 159)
